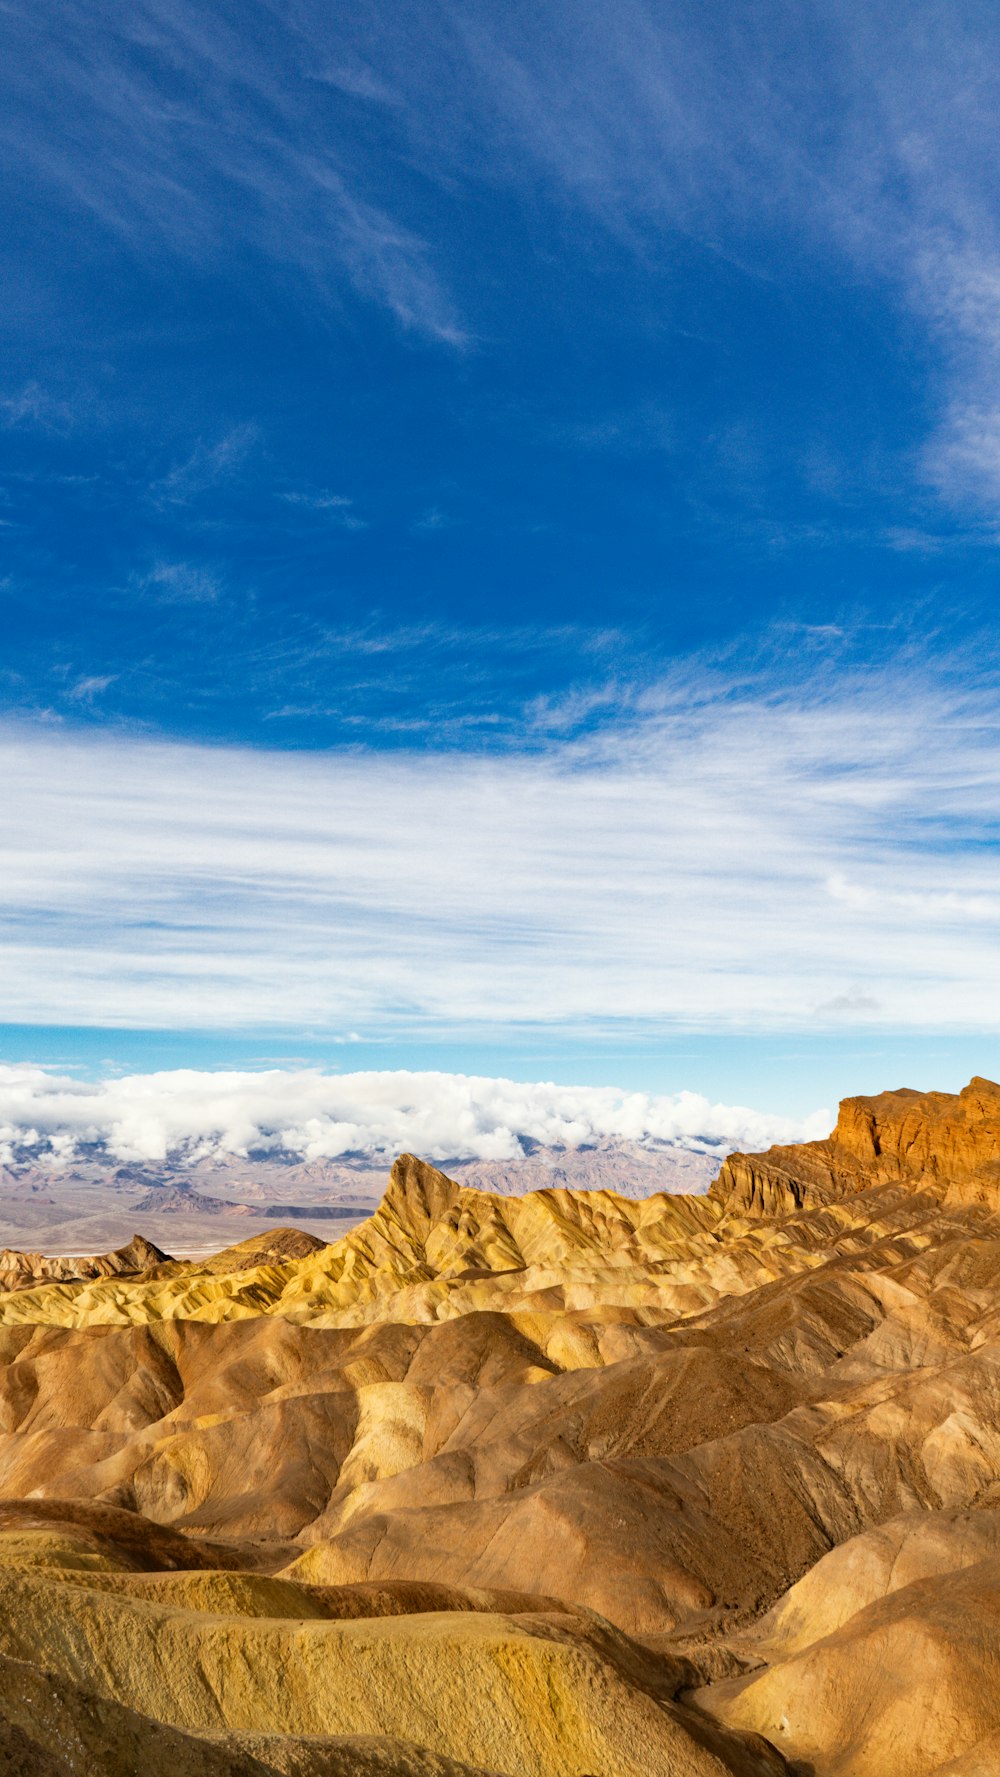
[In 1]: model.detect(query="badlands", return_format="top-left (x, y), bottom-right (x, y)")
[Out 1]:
top-left (0, 1080), bottom-right (999, 1773)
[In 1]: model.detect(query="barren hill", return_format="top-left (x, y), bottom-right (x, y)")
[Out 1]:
top-left (0, 1079), bottom-right (999, 1771)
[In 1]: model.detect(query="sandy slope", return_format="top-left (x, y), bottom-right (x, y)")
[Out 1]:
top-left (1, 1078), bottom-right (1000, 1770)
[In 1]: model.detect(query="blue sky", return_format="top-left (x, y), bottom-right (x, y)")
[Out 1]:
top-left (3, 0), bottom-right (1000, 1113)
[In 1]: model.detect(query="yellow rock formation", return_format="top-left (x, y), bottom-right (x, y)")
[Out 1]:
top-left (0, 1079), bottom-right (999, 1772)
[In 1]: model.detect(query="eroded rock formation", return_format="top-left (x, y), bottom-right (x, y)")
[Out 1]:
top-left (0, 1080), bottom-right (998, 1772)
top-left (0, 1233), bottom-right (168, 1293)
top-left (713, 1074), bottom-right (1000, 1214)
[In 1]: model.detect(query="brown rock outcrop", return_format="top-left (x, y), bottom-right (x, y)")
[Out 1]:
top-left (712, 1074), bottom-right (1000, 1215)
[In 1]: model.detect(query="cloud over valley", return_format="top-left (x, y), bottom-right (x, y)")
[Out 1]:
top-left (0, 1064), bottom-right (830, 1168)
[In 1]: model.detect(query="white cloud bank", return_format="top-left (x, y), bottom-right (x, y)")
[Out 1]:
top-left (1, 662), bottom-right (999, 1036)
top-left (0, 1064), bottom-right (830, 1167)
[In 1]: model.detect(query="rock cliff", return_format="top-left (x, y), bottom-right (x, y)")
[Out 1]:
top-left (711, 1074), bottom-right (1000, 1214)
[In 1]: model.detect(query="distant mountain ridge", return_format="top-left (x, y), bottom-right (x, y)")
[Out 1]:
top-left (0, 1137), bottom-right (720, 1254)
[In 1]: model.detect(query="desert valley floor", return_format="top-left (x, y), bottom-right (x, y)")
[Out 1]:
top-left (1, 1079), bottom-right (1000, 1773)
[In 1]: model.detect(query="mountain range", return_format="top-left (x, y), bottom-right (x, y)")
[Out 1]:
top-left (0, 1138), bottom-right (718, 1255)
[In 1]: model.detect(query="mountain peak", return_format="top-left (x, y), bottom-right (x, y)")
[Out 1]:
top-left (381, 1153), bottom-right (463, 1234)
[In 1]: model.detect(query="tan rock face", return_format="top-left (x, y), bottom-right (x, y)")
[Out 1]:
top-left (712, 1074), bottom-right (1000, 1214)
top-left (0, 1234), bottom-right (168, 1293)
top-left (2, 1080), bottom-right (1000, 1772)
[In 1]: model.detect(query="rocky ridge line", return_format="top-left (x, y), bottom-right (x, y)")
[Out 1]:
top-left (711, 1073), bottom-right (1000, 1215)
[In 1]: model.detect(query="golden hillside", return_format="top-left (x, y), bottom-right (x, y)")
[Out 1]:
top-left (1, 1079), bottom-right (1000, 1772)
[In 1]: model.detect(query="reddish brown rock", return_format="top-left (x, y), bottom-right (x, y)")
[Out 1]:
top-left (712, 1075), bottom-right (1000, 1215)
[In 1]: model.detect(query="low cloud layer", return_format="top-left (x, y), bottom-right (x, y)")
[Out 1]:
top-left (0, 1065), bottom-right (831, 1167)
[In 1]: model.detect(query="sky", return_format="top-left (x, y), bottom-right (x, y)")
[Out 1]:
top-left (3, 0), bottom-right (1000, 1125)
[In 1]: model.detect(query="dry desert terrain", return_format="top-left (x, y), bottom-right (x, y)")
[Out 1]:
top-left (0, 1078), bottom-right (998, 1772)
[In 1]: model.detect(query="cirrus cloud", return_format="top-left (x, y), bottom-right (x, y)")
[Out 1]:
top-left (0, 656), bottom-right (998, 1038)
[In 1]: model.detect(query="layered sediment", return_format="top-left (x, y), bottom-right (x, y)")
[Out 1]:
top-left (713, 1074), bottom-right (1000, 1215)
top-left (0, 1079), bottom-right (999, 1773)
top-left (0, 1233), bottom-right (168, 1293)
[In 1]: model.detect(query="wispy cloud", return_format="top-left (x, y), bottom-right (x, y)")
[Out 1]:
top-left (0, 383), bottom-right (73, 433)
top-left (412, 506), bottom-right (455, 533)
top-left (10, 1), bottom-right (1000, 472)
top-left (130, 560), bottom-right (222, 603)
top-left (278, 489), bottom-right (368, 529)
top-left (549, 402), bottom-right (676, 457)
top-left (150, 425), bottom-right (259, 506)
top-left (1, 653), bottom-right (999, 1036)
top-left (279, 490), bottom-right (352, 511)
top-left (306, 64), bottom-right (402, 109)
top-left (2, 0), bottom-right (466, 344)
top-left (0, 1062), bottom-right (827, 1166)
top-left (67, 675), bottom-right (117, 704)
top-left (827, 873), bottom-right (1000, 921)
top-left (383, 0), bottom-right (1000, 513)
top-left (326, 175), bottom-right (467, 346)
